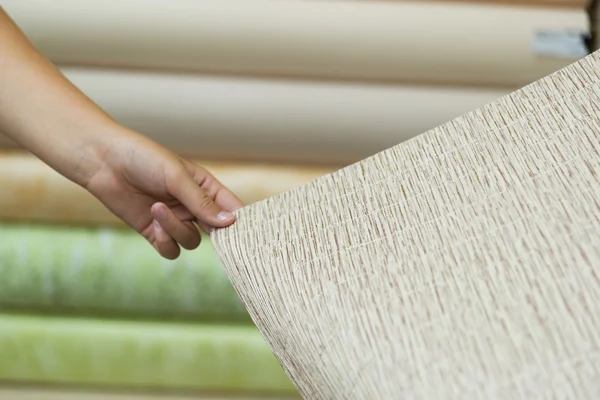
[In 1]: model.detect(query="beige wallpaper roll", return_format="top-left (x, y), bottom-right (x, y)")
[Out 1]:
top-left (211, 50), bottom-right (600, 398)
top-left (0, 67), bottom-right (508, 165)
top-left (0, 0), bottom-right (589, 87)
top-left (0, 151), bottom-right (334, 226)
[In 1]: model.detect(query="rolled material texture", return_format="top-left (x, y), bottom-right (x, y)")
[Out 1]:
top-left (593, 6), bottom-right (600, 50)
top-left (211, 51), bottom-right (600, 398)
top-left (0, 0), bottom-right (589, 87)
top-left (0, 151), bottom-right (334, 226)
top-left (0, 314), bottom-right (296, 394)
top-left (0, 68), bottom-right (509, 165)
top-left (0, 223), bottom-right (248, 321)
top-left (0, 387), bottom-right (299, 400)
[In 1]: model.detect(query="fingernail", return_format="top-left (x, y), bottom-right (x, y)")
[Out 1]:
top-left (216, 211), bottom-right (233, 222)
top-left (154, 206), bottom-right (166, 220)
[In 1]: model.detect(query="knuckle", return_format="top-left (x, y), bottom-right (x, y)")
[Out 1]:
top-left (196, 195), bottom-right (215, 211)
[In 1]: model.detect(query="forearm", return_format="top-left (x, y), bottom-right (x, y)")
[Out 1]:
top-left (0, 8), bottom-right (122, 187)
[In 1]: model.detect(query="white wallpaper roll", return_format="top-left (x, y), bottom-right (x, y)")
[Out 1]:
top-left (0, 0), bottom-right (590, 87)
top-left (0, 67), bottom-right (509, 165)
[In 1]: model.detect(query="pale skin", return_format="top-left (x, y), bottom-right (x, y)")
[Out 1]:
top-left (0, 8), bottom-right (244, 260)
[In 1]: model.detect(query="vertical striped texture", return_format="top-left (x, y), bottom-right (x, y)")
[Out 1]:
top-left (212, 52), bottom-right (600, 399)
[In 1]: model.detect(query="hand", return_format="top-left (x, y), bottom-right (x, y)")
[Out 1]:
top-left (0, 7), bottom-right (241, 259)
top-left (85, 129), bottom-right (244, 260)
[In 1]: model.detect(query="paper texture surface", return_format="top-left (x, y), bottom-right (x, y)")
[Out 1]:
top-left (212, 51), bottom-right (600, 399)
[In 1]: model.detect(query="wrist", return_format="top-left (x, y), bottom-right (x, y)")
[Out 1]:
top-left (68, 121), bottom-right (132, 189)
top-left (22, 118), bottom-right (126, 190)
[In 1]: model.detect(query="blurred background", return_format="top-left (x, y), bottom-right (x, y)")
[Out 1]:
top-left (0, 0), bottom-right (596, 399)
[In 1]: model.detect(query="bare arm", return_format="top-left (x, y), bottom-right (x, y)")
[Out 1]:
top-left (0, 8), bottom-right (242, 259)
top-left (0, 7), bottom-right (122, 187)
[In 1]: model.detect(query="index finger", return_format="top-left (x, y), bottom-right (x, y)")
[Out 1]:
top-left (211, 181), bottom-right (245, 212)
top-left (171, 176), bottom-right (237, 228)
top-left (187, 162), bottom-right (245, 212)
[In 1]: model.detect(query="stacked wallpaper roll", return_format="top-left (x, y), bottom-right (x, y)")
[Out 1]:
top-left (0, 69), bottom-right (507, 165)
top-left (0, 0), bottom-right (593, 398)
top-left (0, 152), bottom-right (318, 398)
top-left (593, 3), bottom-right (600, 50)
top-left (0, 0), bottom-right (591, 165)
top-left (0, 0), bottom-right (590, 87)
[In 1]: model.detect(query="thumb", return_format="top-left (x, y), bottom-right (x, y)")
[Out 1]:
top-left (172, 174), bottom-right (236, 228)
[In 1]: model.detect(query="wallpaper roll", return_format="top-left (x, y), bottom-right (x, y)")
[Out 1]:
top-left (0, 388), bottom-right (298, 400)
top-left (0, 223), bottom-right (248, 322)
top-left (593, 7), bottom-right (600, 50)
top-left (0, 387), bottom-right (300, 400)
top-left (211, 51), bottom-right (600, 397)
top-left (0, 314), bottom-right (296, 394)
top-left (0, 67), bottom-right (508, 165)
top-left (0, 151), bottom-right (334, 226)
top-left (0, 0), bottom-right (589, 87)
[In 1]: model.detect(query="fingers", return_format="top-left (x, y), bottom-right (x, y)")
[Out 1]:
top-left (170, 204), bottom-right (194, 221)
top-left (185, 161), bottom-right (245, 213)
top-left (212, 182), bottom-right (244, 213)
top-left (214, 187), bottom-right (244, 213)
top-left (171, 173), bottom-right (238, 228)
top-left (171, 204), bottom-right (213, 234)
top-left (151, 202), bottom-right (201, 251)
top-left (152, 218), bottom-right (181, 260)
top-left (196, 220), bottom-right (214, 235)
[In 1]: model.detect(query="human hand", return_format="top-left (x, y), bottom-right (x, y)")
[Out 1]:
top-left (0, 7), bottom-right (241, 259)
top-left (84, 129), bottom-right (244, 260)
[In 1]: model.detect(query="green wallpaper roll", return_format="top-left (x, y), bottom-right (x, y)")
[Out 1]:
top-left (0, 223), bottom-right (249, 322)
top-left (0, 313), bottom-right (296, 394)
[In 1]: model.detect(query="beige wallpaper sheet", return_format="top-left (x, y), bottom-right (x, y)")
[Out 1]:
top-left (212, 50), bottom-right (600, 399)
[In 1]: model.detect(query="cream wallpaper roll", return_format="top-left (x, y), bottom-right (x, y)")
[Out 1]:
top-left (0, 0), bottom-right (589, 87)
top-left (0, 67), bottom-right (508, 165)
top-left (0, 151), bottom-right (335, 226)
